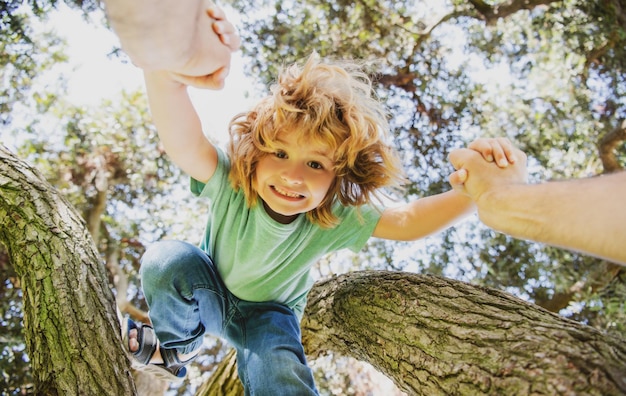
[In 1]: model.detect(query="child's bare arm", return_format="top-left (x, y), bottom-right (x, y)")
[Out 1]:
top-left (373, 190), bottom-right (475, 241)
top-left (144, 71), bottom-right (218, 183)
top-left (140, 9), bottom-right (240, 182)
top-left (372, 138), bottom-right (515, 241)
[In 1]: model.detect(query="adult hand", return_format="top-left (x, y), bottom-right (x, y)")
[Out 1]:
top-left (466, 137), bottom-right (518, 167)
top-left (208, 5), bottom-right (241, 52)
top-left (168, 5), bottom-right (240, 89)
top-left (448, 146), bottom-right (528, 205)
top-left (104, 0), bottom-right (240, 86)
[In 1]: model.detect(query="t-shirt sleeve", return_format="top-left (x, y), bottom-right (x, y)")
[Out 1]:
top-left (190, 146), bottom-right (230, 198)
top-left (330, 203), bottom-right (383, 253)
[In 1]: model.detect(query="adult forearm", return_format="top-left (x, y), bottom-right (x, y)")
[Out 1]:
top-left (102, 0), bottom-right (209, 71)
top-left (479, 172), bottom-right (626, 265)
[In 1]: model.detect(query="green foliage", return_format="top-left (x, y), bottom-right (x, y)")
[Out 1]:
top-left (18, 91), bottom-right (188, 231)
top-left (0, 0), bottom-right (101, 125)
top-left (0, 10), bottom-right (65, 124)
top-left (466, 0), bottom-right (625, 174)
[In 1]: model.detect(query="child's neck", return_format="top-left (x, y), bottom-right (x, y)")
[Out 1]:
top-left (262, 200), bottom-right (300, 224)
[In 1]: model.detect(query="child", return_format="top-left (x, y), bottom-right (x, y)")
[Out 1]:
top-left (126, 29), bottom-right (517, 395)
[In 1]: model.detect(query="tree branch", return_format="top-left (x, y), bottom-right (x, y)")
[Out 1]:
top-left (194, 269), bottom-right (626, 395)
top-left (599, 118), bottom-right (626, 173)
top-left (466, 0), bottom-right (562, 24)
top-left (302, 271), bottom-right (626, 395)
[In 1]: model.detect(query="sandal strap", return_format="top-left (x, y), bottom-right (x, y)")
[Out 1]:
top-left (131, 320), bottom-right (158, 365)
top-left (125, 317), bottom-right (197, 380)
top-left (160, 347), bottom-right (197, 378)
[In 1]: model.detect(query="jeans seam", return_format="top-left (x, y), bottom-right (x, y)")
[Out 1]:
top-left (193, 284), bottom-right (228, 334)
top-left (240, 316), bottom-right (252, 394)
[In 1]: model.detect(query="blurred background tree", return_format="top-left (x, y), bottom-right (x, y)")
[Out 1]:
top-left (1, 0), bottom-right (624, 394)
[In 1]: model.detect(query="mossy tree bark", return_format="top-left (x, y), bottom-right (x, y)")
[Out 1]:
top-left (0, 145), bottom-right (135, 395)
top-left (302, 271), bottom-right (626, 395)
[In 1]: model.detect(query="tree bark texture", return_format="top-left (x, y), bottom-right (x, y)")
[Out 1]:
top-left (0, 145), bottom-right (135, 395)
top-left (466, 0), bottom-right (562, 24)
top-left (196, 348), bottom-right (242, 396)
top-left (599, 119), bottom-right (626, 173)
top-left (301, 271), bottom-right (626, 395)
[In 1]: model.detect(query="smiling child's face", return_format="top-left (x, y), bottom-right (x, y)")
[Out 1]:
top-left (253, 131), bottom-right (336, 224)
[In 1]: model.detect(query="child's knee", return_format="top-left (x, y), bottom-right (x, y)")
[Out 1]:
top-left (140, 240), bottom-right (199, 283)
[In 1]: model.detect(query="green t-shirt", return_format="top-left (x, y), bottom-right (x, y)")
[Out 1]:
top-left (191, 148), bottom-right (381, 318)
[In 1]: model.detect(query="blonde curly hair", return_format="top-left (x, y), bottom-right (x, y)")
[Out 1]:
top-left (228, 53), bottom-right (405, 228)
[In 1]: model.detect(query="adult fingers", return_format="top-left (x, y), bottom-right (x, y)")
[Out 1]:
top-left (212, 21), bottom-right (241, 50)
top-left (208, 5), bottom-right (241, 51)
top-left (207, 3), bottom-right (226, 20)
top-left (468, 137), bottom-right (515, 167)
top-left (467, 138), bottom-right (496, 163)
top-left (491, 137), bottom-right (516, 167)
top-left (170, 67), bottom-right (230, 90)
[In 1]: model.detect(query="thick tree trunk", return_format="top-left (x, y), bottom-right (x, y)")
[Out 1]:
top-left (0, 145), bottom-right (135, 395)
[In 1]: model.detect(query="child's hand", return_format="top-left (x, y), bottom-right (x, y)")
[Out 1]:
top-left (467, 137), bottom-right (517, 168)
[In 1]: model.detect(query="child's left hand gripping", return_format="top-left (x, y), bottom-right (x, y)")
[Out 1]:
top-left (468, 137), bottom-right (517, 168)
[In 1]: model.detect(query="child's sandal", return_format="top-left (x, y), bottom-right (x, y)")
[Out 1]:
top-left (123, 317), bottom-right (197, 382)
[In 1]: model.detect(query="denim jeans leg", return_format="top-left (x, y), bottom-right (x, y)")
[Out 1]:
top-left (225, 301), bottom-right (318, 396)
top-left (140, 240), bottom-right (227, 355)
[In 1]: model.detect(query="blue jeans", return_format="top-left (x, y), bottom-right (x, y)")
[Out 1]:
top-left (140, 240), bottom-right (318, 395)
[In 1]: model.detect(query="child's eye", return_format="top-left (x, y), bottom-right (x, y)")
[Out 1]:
top-left (308, 161), bottom-right (323, 170)
top-left (275, 151), bottom-right (287, 159)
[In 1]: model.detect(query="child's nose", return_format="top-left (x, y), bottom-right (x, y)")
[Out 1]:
top-left (281, 165), bottom-right (304, 184)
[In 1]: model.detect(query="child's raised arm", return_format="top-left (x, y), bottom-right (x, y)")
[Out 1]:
top-left (140, 6), bottom-right (239, 182)
top-left (144, 71), bottom-right (218, 183)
